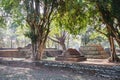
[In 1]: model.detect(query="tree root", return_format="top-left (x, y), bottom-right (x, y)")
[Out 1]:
top-left (108, 57), bottom-right (120, 63)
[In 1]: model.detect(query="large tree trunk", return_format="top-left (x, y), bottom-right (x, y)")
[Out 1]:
top-left (36, 42), bottom-right (45, 60)
top-left (108, 36), bottom-right (120, 62)
top-left (31, 39), bottom-right (47, 60)
top-left (31, 42), bottom-right (37, 60)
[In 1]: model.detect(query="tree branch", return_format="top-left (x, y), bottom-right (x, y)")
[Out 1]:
top-left (47, 36), bottom-right (60, 43)
top-left (95, 29), bottom-right (107, 37)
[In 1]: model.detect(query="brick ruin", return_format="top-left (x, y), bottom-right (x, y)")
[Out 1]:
top-left (0, 44), bottom-right (110, 60)
top-left (55, 48), bottom-right (87, 62)
top-left (0, 49), bottom-right (26, 58)
top-left (80, 44), bottom-right (109, 59)
top-left (0, 44), bottom-right (62, 58)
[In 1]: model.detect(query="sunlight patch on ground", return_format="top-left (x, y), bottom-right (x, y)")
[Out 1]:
top-left (43, 57), bottom-right (55, 61)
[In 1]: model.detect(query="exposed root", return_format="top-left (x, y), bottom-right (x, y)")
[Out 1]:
top-left (108, 57), bottom-right (120, 63)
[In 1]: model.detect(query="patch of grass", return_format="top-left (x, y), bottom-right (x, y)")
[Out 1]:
top-left (43, 57), bottom-right (55, 61)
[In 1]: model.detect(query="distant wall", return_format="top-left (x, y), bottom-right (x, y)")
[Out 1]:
top-left (0, 49), bottom-right (26, 58)
top-left (0, 48), bottom-right (62, 58)
top-left (0, 48), bottom-right (26, 58)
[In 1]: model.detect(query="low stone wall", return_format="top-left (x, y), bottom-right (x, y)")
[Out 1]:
top-left (0, 48), bottom-right (17, 50)
top-left (36, 61), bottom-right (120, 79)
top-left (0, 48), bottom-right (62, 58)
top-left (0, 59), bottom-right (119, 79)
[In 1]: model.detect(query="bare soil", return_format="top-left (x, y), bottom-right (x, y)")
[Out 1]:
top-left (0, 58), bottom-right (117, 80)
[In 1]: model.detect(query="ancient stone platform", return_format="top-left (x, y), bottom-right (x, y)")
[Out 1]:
top-left (55, 48), bottom-right (86, 62)
top-left (80, 44), bottom-right (109, 59)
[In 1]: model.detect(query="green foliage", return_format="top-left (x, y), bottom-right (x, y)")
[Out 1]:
top-left (0, 0), bottom-right (25, 26)
top-left (49, 21), bottom-right (61, 36)
top-left (0, 16), bottom-right (6, 28)
top-left (55, 0), bottom-right (89, 35)
top-left (1, 0), bottom-right (21, 14)
top-left (24, 30), bottom-right (37, 43)
top-left (111, 0), bottom-right (120, 20)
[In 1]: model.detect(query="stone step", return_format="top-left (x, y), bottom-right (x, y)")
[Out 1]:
top-left (85, 55), bottom-right (108, 59)
top-left (64, 57), bottom-right (86, 62)
top-left (84, 52), bottom-right (107, 55)
top-left (64, 55), bottom-right (81, 58)
top-left (55, 56), bottom-right (86, 62)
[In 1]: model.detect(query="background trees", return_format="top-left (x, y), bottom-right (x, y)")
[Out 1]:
top-left (0, 0), bottom-right (120, 62)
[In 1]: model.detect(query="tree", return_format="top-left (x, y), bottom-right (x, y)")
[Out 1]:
top-left (48, 31), bottom-right (67, 51)
top-left (48, 0), bottom-right (89, 51)
top-left (94, 0), bottom-right (120, 62)
top-left (83, 0), bottom-right (120, 62)
top-left (48, 0), bottom-right (88, 51)
top-left (23, 0), bottom-right (60, 60)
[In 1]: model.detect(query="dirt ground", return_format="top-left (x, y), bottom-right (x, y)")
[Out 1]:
top-left (0, 58), bottom-right (119, 80)
top-left (0, 65), bottom-right (111, 80)
top-left (0, 65), bottom-right (113, 80)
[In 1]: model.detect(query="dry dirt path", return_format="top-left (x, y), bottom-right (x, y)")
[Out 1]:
top-left (0, 64), bottom-right (111, 80)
